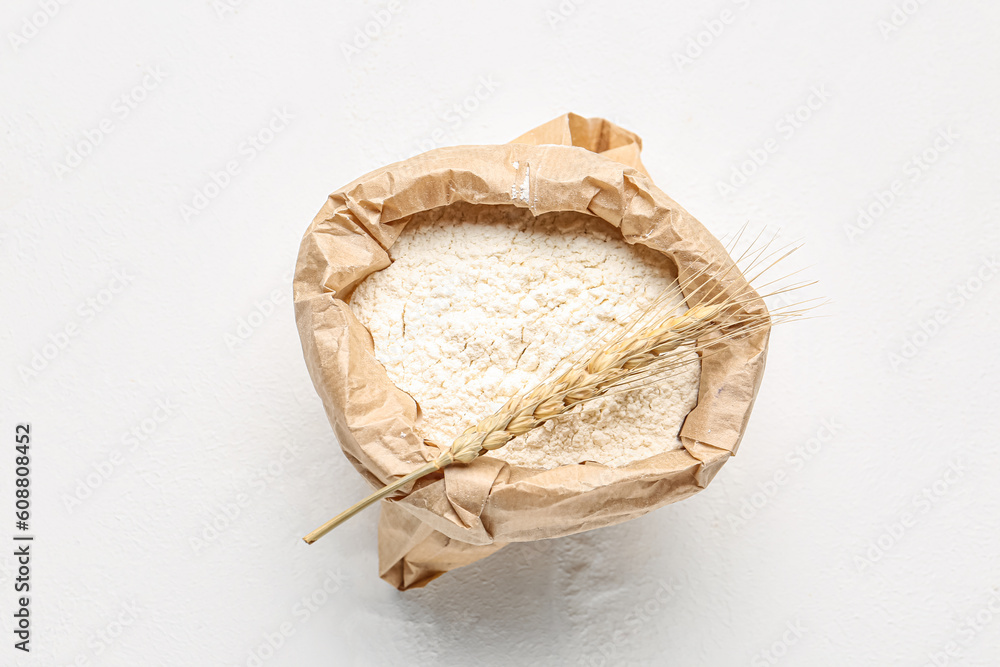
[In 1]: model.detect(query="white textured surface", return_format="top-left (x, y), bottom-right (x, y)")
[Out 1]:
top-left (351, 207), bottom-right (699, 470)
top-left (1, 1), bottom-right (998, 665)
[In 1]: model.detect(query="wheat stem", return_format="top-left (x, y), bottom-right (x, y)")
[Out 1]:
top-left (303, 231), bottom-right (814, 543)
top-left (303, 302), bottom-right (739, 543)
top-left (303, 461), bottom-right (441, 544)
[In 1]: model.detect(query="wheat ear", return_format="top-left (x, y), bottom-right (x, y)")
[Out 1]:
top-left (304, 230), bottom-right (817, 544)
top-left (303, 302), bottom-right (742, 544)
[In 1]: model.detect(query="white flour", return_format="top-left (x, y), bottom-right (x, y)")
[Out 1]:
top-left (350, 205), bottom-right (700, 470)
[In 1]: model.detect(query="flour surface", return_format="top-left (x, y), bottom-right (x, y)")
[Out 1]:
top-left (350, 205), bottom-right (700, 469)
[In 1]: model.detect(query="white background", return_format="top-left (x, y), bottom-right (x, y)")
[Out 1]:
top-left (2, 0), bottom-right (998, 665)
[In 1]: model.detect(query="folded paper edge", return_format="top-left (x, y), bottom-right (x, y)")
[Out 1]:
top-left (293, 114), bottom-right (768, 589)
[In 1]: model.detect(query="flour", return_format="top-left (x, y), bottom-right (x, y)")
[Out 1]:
top-left (350, 204), bottom-right (701, 470)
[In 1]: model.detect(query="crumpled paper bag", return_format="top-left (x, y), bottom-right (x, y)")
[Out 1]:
top-left (294, 113), bottom-right (769, 590)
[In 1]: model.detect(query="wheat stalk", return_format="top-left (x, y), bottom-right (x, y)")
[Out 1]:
top-left (303, 233), bottom-right (816, 544)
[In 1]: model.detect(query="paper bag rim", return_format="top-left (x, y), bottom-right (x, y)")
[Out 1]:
top-left (294, 115), bottom-right (768, 549)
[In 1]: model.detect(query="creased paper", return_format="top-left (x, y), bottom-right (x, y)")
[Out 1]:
top-left (294, 113), bottom-right (769, 590)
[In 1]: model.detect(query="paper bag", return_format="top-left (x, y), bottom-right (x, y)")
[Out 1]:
top-left (294, 113), bottom-right (769, 589)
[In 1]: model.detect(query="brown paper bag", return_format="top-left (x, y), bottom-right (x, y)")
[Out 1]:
top-left (294, 113), bottom-right (769, 590)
